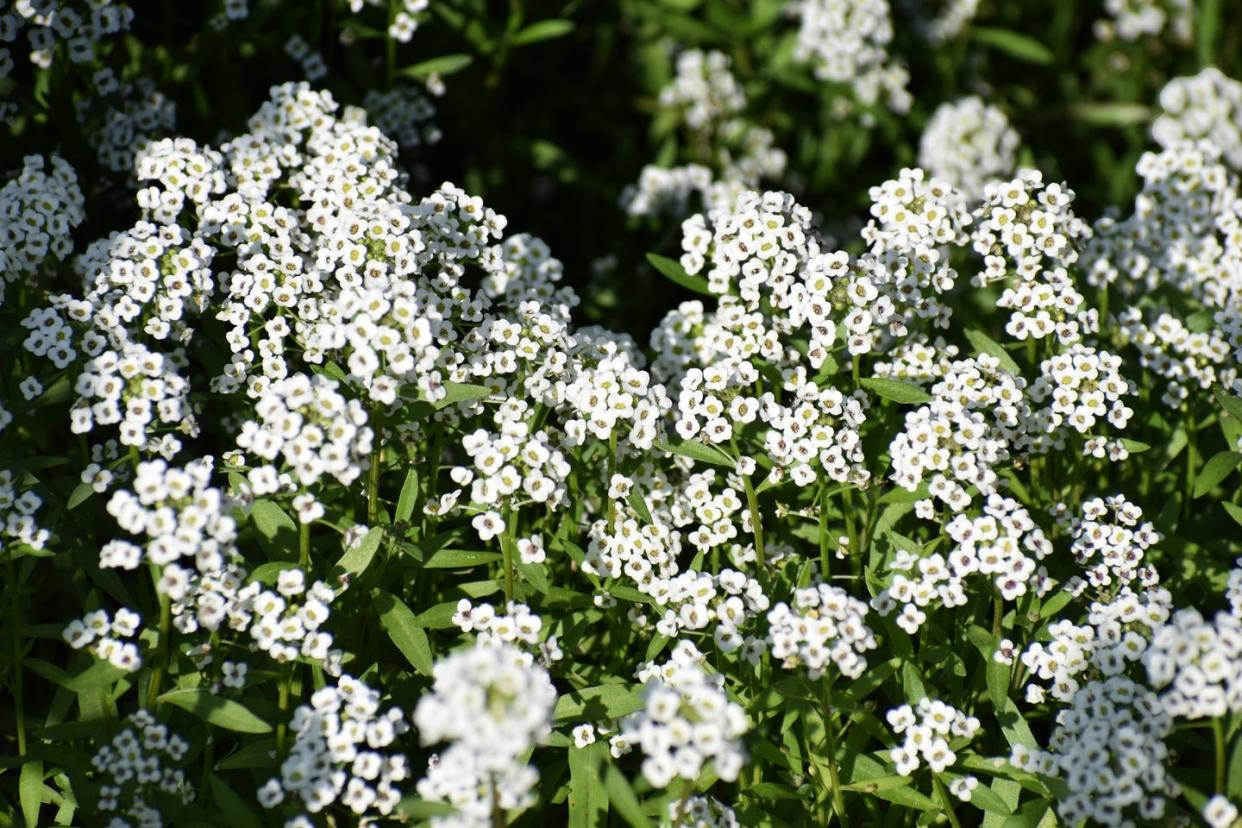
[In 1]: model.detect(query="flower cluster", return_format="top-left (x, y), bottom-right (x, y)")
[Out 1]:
top-left (414, 641), bottom-right (557, 826)
top-left (0, 154), bottom-right (85, 305)
top-left (0, 469), bottom-right (48, 550)
top-left (902, 0), bottom-right (980, 44)
top-left (1095, 0), bottom-right (1192, 43)
top-left (1144, 603), bottom-right (1242, 719)
top-left (620, 641), bottom-right (749, 787)
top-left (888, 355), bottom-right (1031, 513)
top-left (90, 710), bottom-right (192, 828)
top-left (887, 698), bottom-right (980, 775)
top-left (667, 795), bottom-right (739, 828)
top-left (1152, 69), bottom-right (1242, 168)
top-left (1029, 345), bottom-right (1134, 442)
top-left (259, 675), bottom-right (410, 819)
top-left (102, 457), bottom-right (237, 579)
top-left (1018, 586), bottom-right (1171, 703)
top-left (451, 599), bottom-right (563, 665)
top-left (237, 568), bottom-right (341, 667)
top-left (623, 50), bottom-right (785, 217)
top-left (237, 373), bottom-right (375, 490)
top-left (791, 0), bottom-right (911, 114)
top-left (1018, 676), bottom-right (1178, 825)
top-left (63, 607), bottom-right (143, 671)
top-left (1084, 141), bottom-right (1242, 308)
top-left (766, 580), bottom-right (876, 678)
top-left (0, 0), bottom-right (133, 74)
top-left (1061, 494), bottom-right (1160, 591)
top-left (875, 494), bottom-right (1053, 633)
top-left (918, 97), bottom-right (1019, 198)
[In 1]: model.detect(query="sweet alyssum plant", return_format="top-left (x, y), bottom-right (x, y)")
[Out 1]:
top-left (4, 66), bottom-right (1242, 828)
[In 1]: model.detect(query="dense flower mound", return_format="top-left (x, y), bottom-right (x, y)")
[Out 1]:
top-left (5, 8), bottom-right (1242, 828)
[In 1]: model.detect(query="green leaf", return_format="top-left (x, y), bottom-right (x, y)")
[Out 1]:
top-left (1037, 589), bottom-right (1074, 621)
top-left (399, 54), bottom-right (473, 80)
top-left (964, 329), bottom-right (1022, 375)
top-left (1225, 502), bottom-right (1242, 529)
top-left (414, 601), bottom-right (460, 628)
top-left (1119, 438), bottom-right (1151, 454)
top-left (1068, 103), bottom-right (1152, 127)
top-left (1193, 451), bottom-right (1242, 498)
top-left (1215, 386), bottom-right (1242, 425)
top-left (395, 468), bottom-right (419, 523)
top-left (434, 382), bottom-right (492, 409)
top-left (998, 797), bottom-right (1054, 827)
top-left (396, 796), bottom-right (456, 819)
top-left (841, 657), bottom-right (900, 702)
top-left (1229, 724), bottom-right (1242, 799)
top-left (335, 526), bottom-right (383, 578)
top-left (969, 782), bottom-right (1015, 816)
top-left (250, 500), bottom-right (297, 560)
top-left (868, 782), bottom-right (939, 810)
top-left (66, 482), bottom-right (95, 510)
top-left (517, 558), bottom-right (550, 594)
top-left (215, 738), bottom-right (278, 771)
top-left (860, 377), bottom-right (933, 405)
top-left (568, 744), bottom-right (608, 828)
top-left (603, 764), bottom-right (652, 828)
top-left (159, 689), bottom-right (272, 734)
top-left (24, 658), bottom-right (126, 693)
top-left (33, 375), bottom-right (71, 407)
top-left (654, 439), bottom-right (735, 468)
top-left (374, 590), bottom-right (434, 677)
top-left (627, 489), bottom-right (653, 524)
top-left (972, 27), bottom-right (1054, 64)
top-left (246, 561), bottom-right (299, 585)
top-left (423, 549), bottom-right (501, 568)
top-left (878, 481), bottom-right (930, 504)
top-left (744, 781), bottom-right (802, 802)
top-left (208, 775), bottom-right (263, 828)
top-left (1199, 0), bottom-right (1221, 65)
top-left (512, 19), bottom-right (574, 46)
top-left (20, 759), bottom-right (42, 828)
top-left (554, 685), bottom-right (643, 722)
top-left (645, 253), bottom-right (715, 297)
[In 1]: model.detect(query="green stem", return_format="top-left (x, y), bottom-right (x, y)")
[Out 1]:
top-left (145, 567), bottom-right (172, 710)
top-left (299, 521), bottom-right (310, 570)
top-left (606, 429), bottom-right (618, 524)
top-left (1214, 716), bottom-right (1226, 793)
top-left (491, 775), bottom-right (507, 828)
top-left (992, 595), bottom-right (1003, 642)
top-left (500, 507), bottom-right (517, 605)
top-left (1185, 420), bottom-right (1198, 514)
top-left (932, 776), bottom-right (963, 828)
top-left (818, 483), bottom-right (831, 577)
top-left (7, 556), bottom-right (25, 756)
top-left (820, 681), bottom-right (848, 827)
top-left (276, 662), bottom-right (292, 754)
top-left (385, 0), bottom-right (397, 87)
top-left (368, 433), bottom-right (383, 526)
top-left (742, 471), bottom-right (766, 568)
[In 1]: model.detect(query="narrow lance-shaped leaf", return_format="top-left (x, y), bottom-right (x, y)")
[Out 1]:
top-left (335, 525), bottom-right (384, 578)
top-left (972, 27), bottom-right (1055, 64)
top-left (512, 19), bottom-right (575, 46)
top-left (159, 688), bottom-right (272, 733)
top-left (399, 54), bottom-right (473, 80)
top-left (646, 252), bottom-right (715, 297)
top-left (1194, 451), bottom-right (1242, 498)
top-left (374, 589), bottom-right (434, 676)
top-left (654, 438), bottom-right (736, 468)
top-left (860, 377), bottom-right (934, 405)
